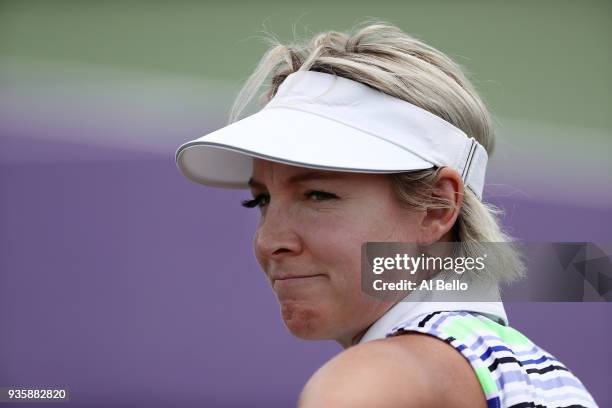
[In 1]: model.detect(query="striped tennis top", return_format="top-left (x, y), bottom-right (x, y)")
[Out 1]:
top-left (386, 310), bottom-right (598, 408)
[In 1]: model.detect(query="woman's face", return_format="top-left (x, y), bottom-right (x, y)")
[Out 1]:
top-left (247, 159), bottom-right (425, 347)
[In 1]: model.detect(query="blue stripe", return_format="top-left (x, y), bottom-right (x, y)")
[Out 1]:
top-left (503, 388), bottom-right (596, 406)
top-left (478, 345), bottom-right (560, 367)
top-left (480, 345), bottom-right (514, 360)
top-left (520, 354), bottom-right (558, 366)
top-left (431, 311), bottom-right (469, 331)
top-left (487, 396), bottom-right (501, 408)
top-left (497, 369), bottom-right (587, 391)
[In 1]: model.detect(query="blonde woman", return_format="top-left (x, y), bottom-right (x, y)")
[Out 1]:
top-left (175, 21), bottom-right (597, 408)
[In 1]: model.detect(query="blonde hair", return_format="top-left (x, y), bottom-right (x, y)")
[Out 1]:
top-left (229, 20), bottom-right (524, 284)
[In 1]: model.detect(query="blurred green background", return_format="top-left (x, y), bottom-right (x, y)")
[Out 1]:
top-left (1, 0), bottom-right (611, 204)
top-left (2, 1), bottom-right (611, 127)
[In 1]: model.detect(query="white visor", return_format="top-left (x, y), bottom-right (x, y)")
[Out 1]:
top-left (175, 70), bottom-right (488, 199)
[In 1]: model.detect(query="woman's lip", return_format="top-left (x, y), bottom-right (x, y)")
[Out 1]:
top-left (272, 274), bottom-right (326, 287)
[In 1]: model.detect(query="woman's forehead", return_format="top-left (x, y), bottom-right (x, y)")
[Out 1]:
top-left (250, 159), bottom-right (380, 189)
top-left (252, 159), bottom-right (338, 177)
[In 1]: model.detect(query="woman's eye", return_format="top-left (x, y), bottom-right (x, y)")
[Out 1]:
top-left (305, 190), bottom-right (338, 202)
top-left (240, 191), bottom-right (338, 209)
top-left (241, 193), bottom-right (269, 209)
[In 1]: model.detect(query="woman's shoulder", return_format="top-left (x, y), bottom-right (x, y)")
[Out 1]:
top-left (298, 330), bottom-right (487, 408)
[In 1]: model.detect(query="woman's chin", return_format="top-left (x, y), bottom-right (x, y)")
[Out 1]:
top-left (279, 301), bottom-right (332, 340)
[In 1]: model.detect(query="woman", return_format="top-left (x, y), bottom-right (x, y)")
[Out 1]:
top-left (175, 21), bottom-right (598, 408)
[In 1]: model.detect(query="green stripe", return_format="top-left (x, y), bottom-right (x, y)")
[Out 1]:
top-left (474, 365), bottom-right (498, 397)
top-left (442, 314), bottom-right (531, 346)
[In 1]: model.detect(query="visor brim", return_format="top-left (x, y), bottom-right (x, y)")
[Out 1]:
top-left (175, 107), bottom-right (434, 188)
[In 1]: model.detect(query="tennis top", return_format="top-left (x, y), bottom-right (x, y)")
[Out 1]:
top-left (387, 310), bottom-right (598, 408)
top-left (358, 285), bottom-right (598, 407)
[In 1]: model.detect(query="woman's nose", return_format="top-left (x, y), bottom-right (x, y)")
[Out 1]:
top-left (254, 205), bottom-right (302, 260)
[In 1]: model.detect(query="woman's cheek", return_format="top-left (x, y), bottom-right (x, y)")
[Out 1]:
top-left (297, 210), bottom-right (348, 237)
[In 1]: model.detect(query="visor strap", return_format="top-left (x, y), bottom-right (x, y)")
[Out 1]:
top-left (461, 138), bottom-right (477, 182)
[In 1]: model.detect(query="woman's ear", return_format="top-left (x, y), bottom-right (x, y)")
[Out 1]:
top-left (418, 167), bottom-right (464, 244)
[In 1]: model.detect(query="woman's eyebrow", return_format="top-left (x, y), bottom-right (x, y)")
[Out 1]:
top-left (248, 171), bottom-right (346, 189)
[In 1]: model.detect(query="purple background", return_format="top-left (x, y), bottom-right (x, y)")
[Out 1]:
top-left (1, 137), bottom-right (611, 407)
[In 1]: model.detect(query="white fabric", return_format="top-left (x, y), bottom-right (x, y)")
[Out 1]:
top-left (358, 277), bottom-right (508, 344)
top-left (175, 70), bottom-right (489, 199)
